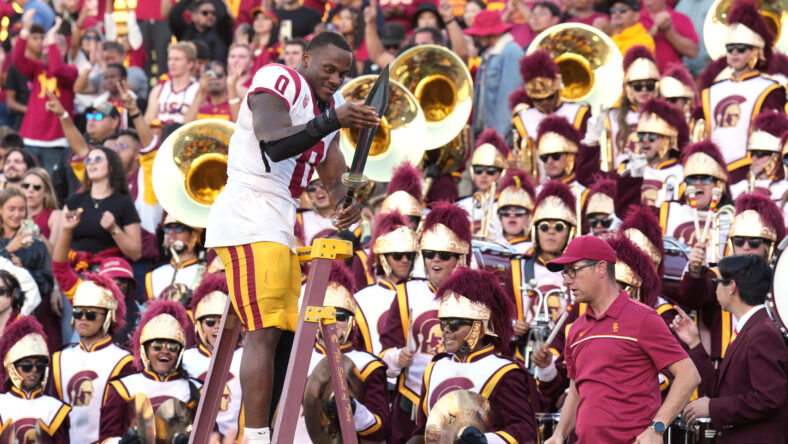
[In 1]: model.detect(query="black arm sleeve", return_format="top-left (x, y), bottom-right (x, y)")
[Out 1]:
top-left (258, 108), bottom-right (341, 170)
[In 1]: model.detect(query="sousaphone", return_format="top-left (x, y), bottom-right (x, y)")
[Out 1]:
top-left (704, 0), bottom-right (788, 60)
top-left (152, 119), bottom-right (235, 228)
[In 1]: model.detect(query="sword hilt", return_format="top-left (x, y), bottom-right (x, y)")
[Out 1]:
top-left (342, 189), bottom-right (355, 209)
top-left (332, 173), bottom-right (368, 230)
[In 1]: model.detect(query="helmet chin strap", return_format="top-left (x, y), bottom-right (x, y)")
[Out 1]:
top-left (453, 321), bottom-right (484, 360)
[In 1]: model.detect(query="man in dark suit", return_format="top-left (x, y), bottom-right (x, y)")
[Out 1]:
top-left (672, 254), bottom-right (788, 444)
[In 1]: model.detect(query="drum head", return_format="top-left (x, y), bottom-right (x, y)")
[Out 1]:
top-left (770, 245), bottom-right (788, 337)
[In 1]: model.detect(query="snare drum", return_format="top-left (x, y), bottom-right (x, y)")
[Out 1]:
top-left (535, 413), bottom-right (560, 443)
top-left (472, 237), bottom-right (516, 285)
top-left (768, 236), bottom-right (788, 339)
top-left (663, 237), bottom-right (690, 302)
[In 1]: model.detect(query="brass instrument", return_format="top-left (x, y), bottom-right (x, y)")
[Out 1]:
top-left (421, 126), bottom-right (471, 200)
top-left (690, 118), bottom-right (707, 144)
top-left (338, 76), bottom-right (427, 183)
top-left (152, 119), bottom-right (235, 229)
top-left (527, 23), bottom-right (624, 111)
top-left (425, 390), bottom-right (492, 444)
top-left (127, 393), bottom-right (155, 444)
top-left (712, 204), bottom-right (735, 265)
top-left (391, 44), bottom-right (474, 151)
top-left (0, 421), bottom-right (13, 444)
top-left (599, 113), bottom-right (613, 172)
top-left (703, 0), bottom-right (788, 60)
top-left (302, 355), bottom-right (365, 444)
top-left (662, 175), bottom-right (681, 203)
top-left (154, 398), bottom-right (193, 443)
top-left (479, 182), bottom-right (497, 238)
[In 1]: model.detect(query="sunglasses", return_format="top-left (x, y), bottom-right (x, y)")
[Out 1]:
top-left (150, 340), bottom-right (182, 354)
top-left (21, 182), bottom-right (43, 191)
top-left (587, 215), bottom-right (613, 228)
top-left (83, 35), bottom-right (101, 42)
top-left (538, 220), bottom-right (566, 233)
top-left (73, 309), bottom-right (105, 321)
top-left (637, 132), bottom-right (660, 142)
top-left (164, 225), bottom-right (189, 234)
top-left (629, 81), bottom-right (656, 92)
top-left (731, 236), bottom-right (765, 249)
top-left (540, 153), bottom-right (564, 163)
top-left (684, 175), bottom-right (715, 185)
top-left (609, 6), bottom-right (630, 13)
top-left (472, 166), bottom-right (503, 176)
top-left (86, 112), bottom-right (105, 121)
top-left (200, 9), bottom-right (216, 16)
top-left (560, 260), bottom-right (598, 279)
top-left (725, 44), bottom-right (752, 54)
top-left (334, 310), bottom-right (352, 322)
top-left (16, 361), bottom-right (47, 373)
top-left (665, 97), bottom-right (685, 104)
top-left (439, 318), bottom-right (474, 332)
top-left (202, 317), bottom-right (219, 328)
top-left (498, 207), bottom-right (529, 217)
top-left (84, 156), bottom-right (105, 165)
top-left (384, 44), bottom-right (400, 50)
top-left (113, 142), bottom-right (131, 151)
top-left (307, 183), bottom-right (325, 193)
top-left (422, 250), bottom-right (459, 261)
top-left (386, 252), bottom-right (417, 261)
top-left (712, 277), bottom-right (731, 289)
top-left (750, 150), bottom-right (773, 159)
top-left (0, 286), bottom-right (8, 297)
top-left (532, 92), bottom-right (557, 104)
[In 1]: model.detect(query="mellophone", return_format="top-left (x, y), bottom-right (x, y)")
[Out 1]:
top-left (535, 414), bottom-right (718, 443)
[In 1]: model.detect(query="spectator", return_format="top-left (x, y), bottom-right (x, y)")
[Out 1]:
top-left (81, 41), bottom-right (149, 101)
top-left (144, 42), bottom-right (200, 125)
top-left (0, 134), bottom-right (24, 182)
top-left (21, 168), bottom-right (61, 255)
top-left (184, 60), bottom-right (239, 122)
top-left (2, 148), bottom-right (36, 191)
top-left (0, 270), bottom-right (24, 333)
top-left (462, 0), bottom-right (486, 27)
top-left (275, 0), bottom-right (323, 39)
top-left (250, 7), bottom-right (282, 73)
top-left (610, 0), bottom-right (655, 55)
top-left (68, 22), bottom-right (103, 73)
top-left (103, 0), bottom-right (149, 73)
top-left (411, 2), bottom-right (444, 29)
top-left (363, 23), bottom-right (404, 74)
top-left (74, 64), bottom-right (139, 129)
top-left (282, 38), bottom-right (307, 70)
top-left (138, 0), bottom-right (172, 77)
top-left (565, 0), bottom-right (610, 32)
top-left (640, 0), bottom-right (698, 71)
top-left (380, 0), bottom-right (428, 31)
top-left (3, 25), bottom-right (37, 132)
top-left (47, 98), bottom-right (121, 157)
top-left (234, 23), bottom-right (253, 46)
top-left (522, 2), bottom-right (561, 49)
top-left (226, 43), bottom-right (253, 98)
top-left (501, 0), bottom-right (535, 48)
top-left (63, 147), bottom-right (142, 261)
top-left (674, 0), bottom-right (714, 76)
top-left (165, 0), bottom-right (234, 63)
top-left (0, 187), bottom-right (53, 298)
top-left (17, 0), bottom-right (55, 30)
top-left (466, 10), bottom-right (524, 143)
top-left (337, 6), bottom-right (366, 76)
top-left (191, 39), bottom-right (212, 76)
top-left (13, 13), bottom-right (77, 173)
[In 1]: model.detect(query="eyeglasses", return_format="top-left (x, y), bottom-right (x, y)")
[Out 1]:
top-left (532, 92), bottom-right (557, 104)
top-left (200, 9), bottom-right (216, 16)
top-left (731, 236), bottom-right (765, 249)
top-left (16, 361), bottom-right (47, 373)
top-left (307, 183), bottom-right (325, 193)
top-left (609, 6), bottom-right (631, 13)
top-left (637, 132), bottom-right (661, 142)
top-left (472, 166), bottom-right (503, 176)
top-left (86, 112), bottom-right (105, 121)
top-left (712, 277), bottom-right (731, 289)
top-left (725, 43), bottom-right (752, 54)
top-left (629, 81), bottom-right (656, 92)
top-left (540, 153), bottom-right (564, 163)
top-left (202, 317), bottom-right (219, 328)
top-left (422, 250), bottom-right (459, 261)
top-left (73, 309), bottom-right (106, 321)
top-left (538, 220), bottom-right (566, 233)
top-left (587, 215), bottom-right (613, 228)
top-left (498, 207), bottom-right (529, 217)
top-left (83, 35), bottom-right (101, 42)
top-left (439, 318), bottom-right (474, 332)
top-left (750, 150), bottom-right (773, 159)
top-left (149, 340), bottom-right (182, 354)
top-left (386, 252), bottom-right (417, 261)
top-left (684, 175), bottom-right (715, 185)
top-left (334, 310), bottom-right (352, 322)
top-left (84, 156), bottom-right (105, 165)
top-left (20, 182), bottom-right (42, 191)
top-left (164, 225), bottom-right (188, 234)
top-left (560, 260), bottom-right (598, 279)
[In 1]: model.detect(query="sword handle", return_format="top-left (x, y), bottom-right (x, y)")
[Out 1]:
top-left (342, 189), bottom-right (355, 208)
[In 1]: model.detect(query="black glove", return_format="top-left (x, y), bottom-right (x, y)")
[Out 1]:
top-left (328, 395), bottom-right (357, 418)
top-left (173, 433), bottom-right (189, 444)
top-left (119, 428), bottom-right (141, 444)
top-left (455, 426), bottom-right (487, 444)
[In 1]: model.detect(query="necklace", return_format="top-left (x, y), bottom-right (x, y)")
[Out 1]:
top-left (91, 197), bottom-right (103, 209)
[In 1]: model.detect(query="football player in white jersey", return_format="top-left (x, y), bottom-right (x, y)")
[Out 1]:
top-left (205, 32), bottom-right (379, 444)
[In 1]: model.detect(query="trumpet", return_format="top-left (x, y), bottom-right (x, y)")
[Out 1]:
top-left (662, 175), bottom-right (680, 203)
top-left (711, 204), bottom-right (735, 265)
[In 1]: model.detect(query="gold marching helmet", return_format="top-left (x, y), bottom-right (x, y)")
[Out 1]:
top-left (727, 193), bottom-right (785, 260)
top-left (321, 262), bottom-right (358, 343)
top-left (703, 0), bottom-right (788, 61)
top-left (134, 301), bottom-right (189, 372)
top-left (586, 190), bottom-right (614, 216)
top-left (747, 111), bottom-right (788, 178)
top-left (471, 129), bottom-right (510, 171)
top-left (72, 278), bottom-right (124, 334)
top-left (532, 181), bottom-right (578, 242)
top-left (189, 273), bottom-right (228, 346)
top-left (420, 203), bottom-right (473, 266)
top-left (527, 23), bottom-right (623, 110)
top-left (370, 211), bottom-right (419, 277)
top-left (683, 141), bottom-right (728, 183)
top-left (380, 162), bottom-right (424, 220)
top-left (0, 317), bottom-right (50, 390)
top-left (152, 119), bottom-right (235, 229)
top-left (537, 116), bottom-right (581, 177)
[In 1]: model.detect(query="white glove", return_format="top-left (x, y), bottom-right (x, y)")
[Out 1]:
top-left (626, 149), bottom-right (647, 178)
top-left (581, 107), bottom-right (606, 146)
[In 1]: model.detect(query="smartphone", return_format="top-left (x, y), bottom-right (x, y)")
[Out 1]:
top-left (280, 20), bottom-right (293, 41)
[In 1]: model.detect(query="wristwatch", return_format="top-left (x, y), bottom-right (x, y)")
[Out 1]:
top-left (650, 421), bottom-right (666, 435)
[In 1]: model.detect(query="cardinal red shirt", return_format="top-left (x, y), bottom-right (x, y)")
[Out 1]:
top-left (197, 94), bottom-right (232, 121)
top-left (639, 8), bottom-right (698, 72)
top-left (565, 291), bottom-right (688, 443)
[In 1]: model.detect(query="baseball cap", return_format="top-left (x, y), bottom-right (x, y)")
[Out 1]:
top-left (99, 257), bottom-right (134, 280)
top-left (546, 235), bottom-right (617, 272)
top-left (380, 22), bottom-right (407, 47)
top-left (86, 102), bottom-right (121, 119)
top-left (610, 0), bottom-right (640, 11)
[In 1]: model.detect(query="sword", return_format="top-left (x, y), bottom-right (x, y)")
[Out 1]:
top-left (333, 65), bottom-right (389, 228)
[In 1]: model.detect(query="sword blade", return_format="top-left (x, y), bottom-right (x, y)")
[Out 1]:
top-left (348, 66), bottom-right (390, 175)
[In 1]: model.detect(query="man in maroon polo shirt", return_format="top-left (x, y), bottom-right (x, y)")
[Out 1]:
top-left (544, 236), bottom-right (700, 444)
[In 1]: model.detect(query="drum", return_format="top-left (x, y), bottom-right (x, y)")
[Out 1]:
top-left (768, 236), bottom-right (788, 338)
top-left (662, 237), bottom-right (690, 302)
top-left (472, 237), bottom-right (516, 285)
top-left (535, 413), bottom-right (560, 443)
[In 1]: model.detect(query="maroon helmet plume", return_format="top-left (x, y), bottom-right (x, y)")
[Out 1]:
top-left (606, 235), bottom-right (661, 308)
top-left (509, 89), bottom-right (532, 110)
top-left (435, 269), bottom-right (515, 354)
top-left (190, 273), bottom-right (229, 313)
top-left (623, 45), bottom-right (656, 70)
top-left (662, 63), bottom-right (695, 90)
top-left (641, 98), bottom-right (690, 150)
top-left (475, 128), bottom-right (511, 157)
top-left (727, 0), bottom-right (774, 62)
top-left (132, 300), bottom-right (194, 370)
top-left (735, 193), bottom-right (786, 241)
top-left (367, 211), bottom-right (412, 272)
top-left (386, 162), bottom-right (423, 199)
top-left (537, 115), bottom-right (581, 146)
top-left (620, 205), bottom-right (665, 275)
top-left (535, 180), bottom-right (577, 211)
top-left (752, 110), bottom-right (788, 137)
top-left (0, 316), bottom-right (48, 384)
top-left (499, 169), bottom-right (536, 198)
top-left (329, 261), bottom-right (356, 294)
top-left (519, 50), bottom-right (560, 83)
top-left (681, 140), bottom-right (727, 168)
top-left (422, 202), bottom-right (472, 265)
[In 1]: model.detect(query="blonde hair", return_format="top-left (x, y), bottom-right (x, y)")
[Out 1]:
top-left (0, 187), bottom-right (27, 234)
top-left (22, 168), bottom-right (58, 210)
top-left (168, 41), bottom-right (198, 61)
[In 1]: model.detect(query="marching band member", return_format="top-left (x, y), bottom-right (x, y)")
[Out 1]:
top-left (380, 162), bottom-right (424, 230)
top-left (100, 300), bottom-right (200, 443)
top-left (145, 214), bottom-right (204, 301)
top-left (672, 255), bottom-right (788, 442)
top-left (50, 274), bottom-right (134, 444)
top-left (457, 129), bottom-right (509, 237)
top-left (536, 115), bottom-right (587, 198)
top-left (697, 0), bottom-right (786, 183)
top-left (298, 176), bottom-right (362, 246)
top-left (356, 211), bottom-right (418, 356)
top-left (294, 262), bottom-right (389, 442)
top-left (0, 317), bottom-right (71, 442)
top-left (182, 273), bottom-right (243, 440)
top-left (409, 269), bottom-right (538, 443)
top-left (678, 193), bottom-right (785, 365)
top-left (658, 63), bottom-right (699, 127)
top-left (379, 202), bottom-right (471, 444)
top-left (496, 169), bottom-right (536, 253)
top-left (729, 111), bottom-right (788, 204)
top-left (510, 50), bottom-right (590, 182)
top-left (581, 178), bottom-right (617, 235)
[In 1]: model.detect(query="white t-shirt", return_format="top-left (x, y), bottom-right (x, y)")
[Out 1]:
top-left (205, 64), bottom-right (344, 250)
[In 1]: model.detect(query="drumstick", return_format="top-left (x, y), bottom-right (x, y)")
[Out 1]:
top-left (545, 301), bottom-right (574, 347)
top-left (700, 187), bottom-right (722, 243)
top-left (686, 185), bottom-right (701, 238)
top-left (524, 278), bottom-right (538, 323)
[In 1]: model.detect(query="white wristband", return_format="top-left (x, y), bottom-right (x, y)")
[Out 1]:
top-left (60, 110), bottom-right (69, 119)
top-left (228, 97), bottom-right (241, 105)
